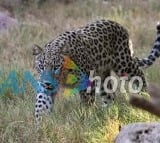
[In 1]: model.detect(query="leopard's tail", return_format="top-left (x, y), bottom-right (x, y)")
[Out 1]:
top-left (138, 22), bottom-right (160, 68)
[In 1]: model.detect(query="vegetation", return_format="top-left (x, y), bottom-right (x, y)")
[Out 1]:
top-left (0, 0), bottom-right (160, 142)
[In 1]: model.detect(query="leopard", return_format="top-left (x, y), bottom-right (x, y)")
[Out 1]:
top-left (32, 19), bottom-right (160, 125)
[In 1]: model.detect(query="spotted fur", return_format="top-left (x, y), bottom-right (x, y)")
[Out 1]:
top-left (32, 19), bottom-right (160, 125)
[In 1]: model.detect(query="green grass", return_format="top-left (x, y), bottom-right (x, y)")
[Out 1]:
top-left (0, 0), bottom-right (160, 142)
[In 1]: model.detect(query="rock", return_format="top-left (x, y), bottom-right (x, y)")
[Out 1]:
top-left (115, 122), bottom-right (160, 143)
top-left (0, 12), bottom-right (17, 31)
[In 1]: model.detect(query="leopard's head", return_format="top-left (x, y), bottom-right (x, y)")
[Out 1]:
top-left (32, 44), bottom-right (64, 74)
top-left (32, 44), bottom-right (65, 97)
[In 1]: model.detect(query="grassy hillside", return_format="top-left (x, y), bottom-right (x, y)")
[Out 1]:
top-left (0, 0), bottom-right (160, 142)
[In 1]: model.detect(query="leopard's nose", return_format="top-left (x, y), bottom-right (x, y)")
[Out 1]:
top-left (43, 82), bottom-right (54, 90)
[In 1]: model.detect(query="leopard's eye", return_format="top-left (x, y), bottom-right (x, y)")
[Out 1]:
top-left (39, 64), bottom-right (44, 70)
top-left (54, 66), bottom-right (58, 71)
top-left (54, 68), bottom-right (60, 75)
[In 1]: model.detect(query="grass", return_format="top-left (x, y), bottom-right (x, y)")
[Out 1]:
top-left (0, 0), bottom-right (160, 142)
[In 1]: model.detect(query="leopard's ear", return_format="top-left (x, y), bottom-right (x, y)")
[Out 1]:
top-left (32, 44), bottom-right (43, 55)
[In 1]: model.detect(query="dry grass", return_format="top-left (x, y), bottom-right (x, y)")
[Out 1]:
top-left (0, 0), bottom-right (160, 142)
